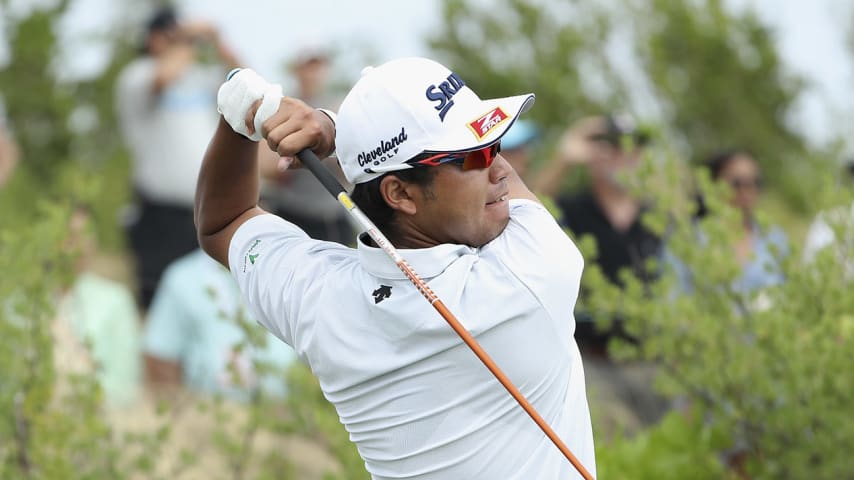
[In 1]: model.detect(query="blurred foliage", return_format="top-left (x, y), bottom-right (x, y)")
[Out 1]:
top-left (0, 0), bottom-right (136, 250)
top-left (0, 184), bottom-right (125, 479)
top-left (595, 409), bottom-right (733, 480)
top-left (633, 0), bottom-right (825, 213)
top-left (0, 192), bottom-right (363, 478)
top-left (429, 0), bottom-right (615, 133)
top-left (430, 0), bottom-right (842, 213)
top-left (576, 146), bottom-right (854, 479)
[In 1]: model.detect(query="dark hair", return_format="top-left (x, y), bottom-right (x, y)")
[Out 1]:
top-left (694, 148), bottom-right (757, 219)
top-left (350, 167), bottom-right (436, 241)
top-left (703, 148), bottom-right (756, 180)
top-left (141, 6), bottom-right (178, 54)
top-left (146, 7), bottom-right (178, 34)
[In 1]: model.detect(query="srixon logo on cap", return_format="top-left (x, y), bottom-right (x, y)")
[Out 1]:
top-left (467, 107), bottom-right (509, 140)
top-left (425, 72), bottom-right (466, 122)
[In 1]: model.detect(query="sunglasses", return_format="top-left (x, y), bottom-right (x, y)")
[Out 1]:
top-left (406, 143), bottom-right (501, 171)
top-left (728, 176), bottom-right (763, 190)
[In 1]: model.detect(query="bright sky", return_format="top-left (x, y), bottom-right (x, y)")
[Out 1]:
top-left (2, 0), bottom-right (852, 152)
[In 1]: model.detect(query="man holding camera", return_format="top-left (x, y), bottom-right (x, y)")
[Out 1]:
top-left (116, 8), bottom-right (241, 309)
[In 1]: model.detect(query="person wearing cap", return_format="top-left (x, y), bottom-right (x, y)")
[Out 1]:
top-left (536, 113), bottom-right (658, 301)
top-left (258, 46), bottom-right (354, 244)
top-left (197, 57), bottom-right (596, 479)
top-left (115, 7), bottom-right (241, 309)
top-left (533, 114), bottom-right (668, 433)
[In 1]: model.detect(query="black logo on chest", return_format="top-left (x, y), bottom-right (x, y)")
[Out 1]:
top-left (372, 285), bottom-right (392, 304)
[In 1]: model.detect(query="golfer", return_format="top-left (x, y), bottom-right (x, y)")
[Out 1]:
top-left (196, 57), bottom-right (596, 479)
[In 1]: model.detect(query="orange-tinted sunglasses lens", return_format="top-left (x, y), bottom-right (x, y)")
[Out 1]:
top-left (409, 143), bottom-right (501, 170)
top-left (461, 143), bottom-right (501, 171)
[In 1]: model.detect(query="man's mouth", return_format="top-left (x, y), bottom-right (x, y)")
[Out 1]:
top-left (486, 194), bottom-right (509, 206)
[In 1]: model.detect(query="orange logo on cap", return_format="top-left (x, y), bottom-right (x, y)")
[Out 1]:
top-left (467, 107), bottom-right (509, 140)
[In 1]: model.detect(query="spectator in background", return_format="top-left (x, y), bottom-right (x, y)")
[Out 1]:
top-left (115, 7), bottom-right (241, 309)
top-left (699, 149), bottom-right (788, 293)
top-left (258, 46), bottom-right (354, 244)
top-left (803, 159), bottom-right (854, 272)
top-left (142, 249), bottom-right (298, 401)
top-left (532, 113), bottom-right (665, 434)
top-left (535, 114), bottom-right (657, 348)
top-left (498, 119), bottom-right (539, 181)
top-left (0, 101), bottom-right (19, 187)
top-left (54, 206), bottom-right (142, 407)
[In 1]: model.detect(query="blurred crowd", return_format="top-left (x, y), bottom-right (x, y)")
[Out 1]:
top-left (1, 5), bottom-right (853, 478)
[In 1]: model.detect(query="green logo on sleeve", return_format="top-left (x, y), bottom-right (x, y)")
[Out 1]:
top-left (242, 239), bottom-right (262, 273)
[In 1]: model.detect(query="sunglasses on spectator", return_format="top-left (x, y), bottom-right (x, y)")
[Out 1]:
top-left (727, 176), bottom-right (763, 190)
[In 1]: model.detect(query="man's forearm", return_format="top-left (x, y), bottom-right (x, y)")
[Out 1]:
top-left (195, 117), bottom-right (261, 239)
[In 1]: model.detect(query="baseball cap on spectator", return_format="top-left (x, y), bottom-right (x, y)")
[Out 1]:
top-left (146, 7), bottom-right (178, 34)
top-left (589, 113), bottom-right (650, 148)
top-left (335, 57), bottom-right (535, 185)
top-left (500, 119), bottom-right (539, 151)
top-left (289, 42), bottom-right (331, 69)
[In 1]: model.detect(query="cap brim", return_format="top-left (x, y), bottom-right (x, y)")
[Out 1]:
top-left (423, 93), bottom-right (535, 153)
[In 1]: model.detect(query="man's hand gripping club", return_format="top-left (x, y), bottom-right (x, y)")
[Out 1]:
top-left (217, 67), bottom-right (335, 168)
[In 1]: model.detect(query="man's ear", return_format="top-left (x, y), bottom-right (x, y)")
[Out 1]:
top-left (379, 175), bottom-right (418, 216)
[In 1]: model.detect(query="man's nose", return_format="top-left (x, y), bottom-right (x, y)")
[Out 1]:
top-left (489, 154), bottom-right (512, 183)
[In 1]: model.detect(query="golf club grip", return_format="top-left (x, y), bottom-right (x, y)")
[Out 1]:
top-left (297, 149), bottom-right (346, 197)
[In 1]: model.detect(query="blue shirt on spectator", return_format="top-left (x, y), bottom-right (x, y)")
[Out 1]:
top-left (667, 223), bottom-right (788, 295)
top-left (143, 249), bottom-right (297, 400)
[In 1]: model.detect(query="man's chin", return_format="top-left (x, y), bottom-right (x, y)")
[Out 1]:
top-left (476, 217), bottom-right (511, 247)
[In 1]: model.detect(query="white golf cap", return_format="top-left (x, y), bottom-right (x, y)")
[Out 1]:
top-left (336, 57), bottom-right (535, 184)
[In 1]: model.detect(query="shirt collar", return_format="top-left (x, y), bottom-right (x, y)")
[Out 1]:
top-left (357, 233), bottom-right (478, 280)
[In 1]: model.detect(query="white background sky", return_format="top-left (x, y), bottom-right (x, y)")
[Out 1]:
top-left (2, 0), bottom-right (852, 153)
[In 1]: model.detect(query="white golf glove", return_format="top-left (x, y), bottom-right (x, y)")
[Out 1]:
top-left (217, 68), bottom-right (283, 142)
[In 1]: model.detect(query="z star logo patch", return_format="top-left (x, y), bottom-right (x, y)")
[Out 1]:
top-left (467, 107), bottom-right (509, 141)
top-left (372, 285), bottom-right (392, 304)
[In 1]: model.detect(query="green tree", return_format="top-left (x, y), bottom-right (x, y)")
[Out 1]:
top-left (632, 0), bottom-right (819, 211)
top-left (0, 0), bottom-right (135, 248)
top-left (428, 0), bottom-right (618, 136)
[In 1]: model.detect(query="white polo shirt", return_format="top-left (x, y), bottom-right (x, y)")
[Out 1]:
top-left (229, 199), bottom-right (596, 479)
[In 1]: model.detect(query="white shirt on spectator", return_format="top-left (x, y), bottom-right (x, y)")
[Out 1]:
top-left (116, 58), bottom-right (222, 207)
top-left (804, 201), bottom-right (854, 276)
top-left (228, 199), bottom-right (595, 479)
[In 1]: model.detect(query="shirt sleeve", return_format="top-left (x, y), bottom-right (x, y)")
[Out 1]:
top-left (142, 265), bottom-right (190, 361)
top-left (227, 214), bottom-right (348, 353)
top-left (115, 61), bottom-right (156, 121)
top-left (485, 199), bottom-right (585, 325)
top-left (99, 288), bottom-right (142, 406)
